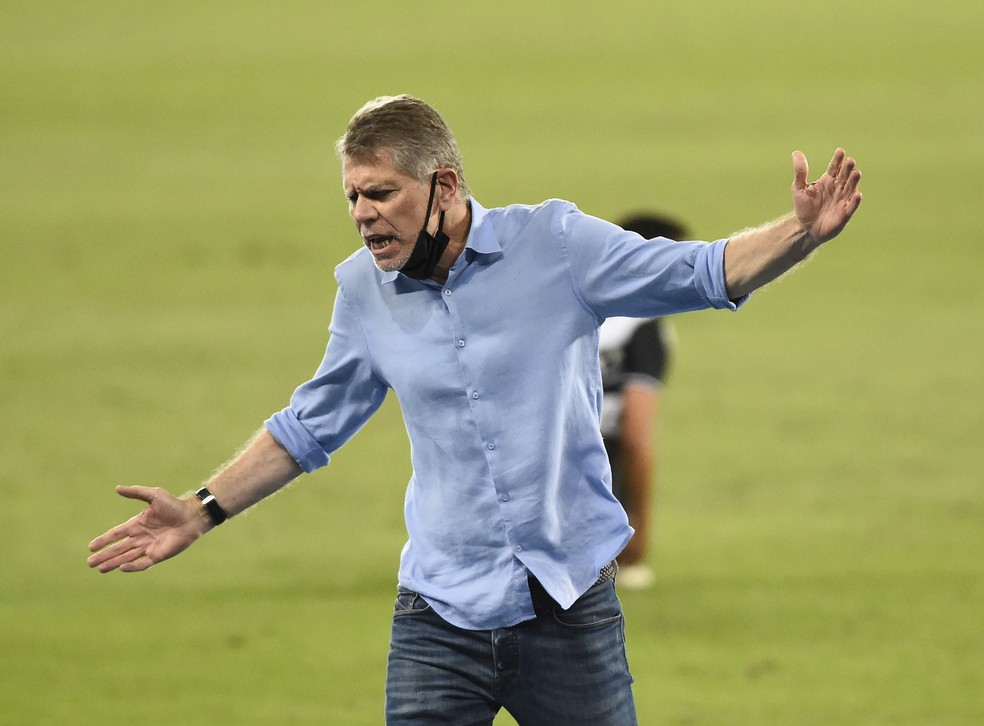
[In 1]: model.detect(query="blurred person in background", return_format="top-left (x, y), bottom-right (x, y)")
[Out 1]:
top-left (601, 213), bottom-right (687, 590)
top-left (88, 94), bottom-right (862, 725)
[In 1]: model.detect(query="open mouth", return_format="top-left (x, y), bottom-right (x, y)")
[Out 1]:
top-left (365, 235), bottom-right (395, 252)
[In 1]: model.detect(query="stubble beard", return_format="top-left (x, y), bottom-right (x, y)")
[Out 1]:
top-left (371, 237), bottom-right (416, 273)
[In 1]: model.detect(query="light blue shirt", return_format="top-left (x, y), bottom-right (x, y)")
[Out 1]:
top-left (266, 198), bottom-right (744, 630)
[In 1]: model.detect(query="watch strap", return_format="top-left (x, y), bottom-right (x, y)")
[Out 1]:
top-left (194, 486), bottom-right (228, 526)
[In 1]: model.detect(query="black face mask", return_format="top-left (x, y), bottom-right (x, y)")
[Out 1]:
top-left (399, 171), bottom-right (450, 280)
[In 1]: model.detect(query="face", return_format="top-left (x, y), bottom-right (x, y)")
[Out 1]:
top-left (342, 154), bottom-right (435, 273)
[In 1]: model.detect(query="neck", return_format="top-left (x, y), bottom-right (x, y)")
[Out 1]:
top-left (429, 198), bottom-right (471, 284)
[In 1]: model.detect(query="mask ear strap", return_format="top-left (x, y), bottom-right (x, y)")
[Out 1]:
top-left (422, 171), bottom-right (439, 225)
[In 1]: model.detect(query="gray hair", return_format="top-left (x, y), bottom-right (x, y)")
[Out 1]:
top-left (335, 94), bottom-right (470, 198)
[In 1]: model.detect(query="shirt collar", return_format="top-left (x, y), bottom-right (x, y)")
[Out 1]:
top-left (380, 198), bottom-right (500, 285)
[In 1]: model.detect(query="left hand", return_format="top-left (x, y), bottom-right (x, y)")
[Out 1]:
top-left (792, 148), bottom-right (863, 244)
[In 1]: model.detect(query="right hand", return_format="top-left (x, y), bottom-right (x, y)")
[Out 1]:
top-left (87, 485), bottom-right (210, 573)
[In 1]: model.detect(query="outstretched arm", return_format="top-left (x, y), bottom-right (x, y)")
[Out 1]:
top-left (723, 148), bottom-right (862, 299)
top-left (87, 428), bottom-right (301, 573)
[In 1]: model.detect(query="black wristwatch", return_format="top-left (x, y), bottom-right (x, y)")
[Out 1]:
top-left (195, 486), bottom-right (228, 526)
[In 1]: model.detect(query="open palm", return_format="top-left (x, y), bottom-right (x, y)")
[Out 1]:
top-left (792, 148), bottom-right (863, 244)
top-left (87, 485), bottom-right (207, 573)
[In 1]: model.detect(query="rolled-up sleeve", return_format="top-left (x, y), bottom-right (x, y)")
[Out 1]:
top-left (695, 238), bottom-right (749, 311)
top-left (264, 282), bottom-right (388, 473)
top-left (265, 406), bottom-right (331, 473)
top-left (555, 202), bottom-right (748, 319)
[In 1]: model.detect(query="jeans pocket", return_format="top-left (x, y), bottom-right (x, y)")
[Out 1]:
top-left (394, 587), bottom-right (433, 616)
top-left (551, 580), bottom-right (623, 629)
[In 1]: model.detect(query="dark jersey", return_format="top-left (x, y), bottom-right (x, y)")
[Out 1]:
top-left (599, 317), bottom-right (671, 505)
top-left (599, 317), bottom-right (670, 439)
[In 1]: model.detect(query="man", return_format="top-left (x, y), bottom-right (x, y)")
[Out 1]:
top-left (600, 214), bottom-right (686, 590)
top-left (88, 95), bottom-right (862, 725)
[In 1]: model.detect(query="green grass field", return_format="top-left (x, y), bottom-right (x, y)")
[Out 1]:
top-left (2, 1), bottom-right (982, 723)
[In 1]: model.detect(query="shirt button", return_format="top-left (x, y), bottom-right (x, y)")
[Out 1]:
top-left (487, 442), bottom-right (496, 450)
top-left (444, 288), bottom-right (452, 296)
top-left (457, 339), bottom-right (465, 348)
top-left (514, 545), bottom-right (522, 553)
top-left (501, 493), bottom-right (509, 502)
top-left (471, 391), bottom-right (480, 399)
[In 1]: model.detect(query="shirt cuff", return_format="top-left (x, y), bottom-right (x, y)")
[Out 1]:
top-left (697, 238), bottom-right (750, 311)
top-left (264, 407), bottom-right (331, 473)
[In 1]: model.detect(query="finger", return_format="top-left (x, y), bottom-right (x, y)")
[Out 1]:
top-left (88, 537), bottom-right (140, 570)
top-left (115, 485), bottom-right (159, 504)
top-left (88, 518), bottom-right (138, 553)
top-left (826, 147), bottom-right (846, 179)
top-left (847, 190), bottom-right (862, 215)
top-left (840, 157), bottom-right (860, 190)
top-left (88, 534), bottom-right (140, 565)
top-left (845, 167), bottom-right (862, 196)
top-left (89, 487), bottom-right (159, 552)
top-left (92, 543), bottom-right (144, 573)
top-left (120, 556), bottom-right (157, 573)
top-left (88, 505), bottom-right (150, 552)
top-left (791, 150), bottom-right (809, 191)
top-left (836, 155), bottom-right (856, 187)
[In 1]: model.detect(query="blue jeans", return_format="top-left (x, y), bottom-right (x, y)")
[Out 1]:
top-left (385, 577), bottom-right (637, 725)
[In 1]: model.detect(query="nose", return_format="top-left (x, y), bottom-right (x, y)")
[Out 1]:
top-left (351, 195), bottom-right (377, 225)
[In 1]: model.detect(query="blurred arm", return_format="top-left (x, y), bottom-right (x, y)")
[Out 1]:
top-left (87, 428), bottom-right (301, 573)
top-left (724, 148), bottom-right (862, 299)
top-left (616, 383), bottom-right (659, 566)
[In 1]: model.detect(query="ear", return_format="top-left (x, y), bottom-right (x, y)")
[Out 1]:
top-left (434, 168), bottom-right (460, 211)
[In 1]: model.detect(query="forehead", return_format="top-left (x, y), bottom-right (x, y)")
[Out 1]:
top-left (341, 153), bottom-right (417, 192)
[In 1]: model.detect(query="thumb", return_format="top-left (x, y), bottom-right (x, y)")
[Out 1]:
top-left (791, 150), bottom-right (809, 192)
top-left (115, 484), bottom-right (159, 505)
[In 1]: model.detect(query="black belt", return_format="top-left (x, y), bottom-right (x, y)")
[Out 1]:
top-left (528, 561), bottom-right (617, 615)
top-left (594, 560), bottom-right (617, 587)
